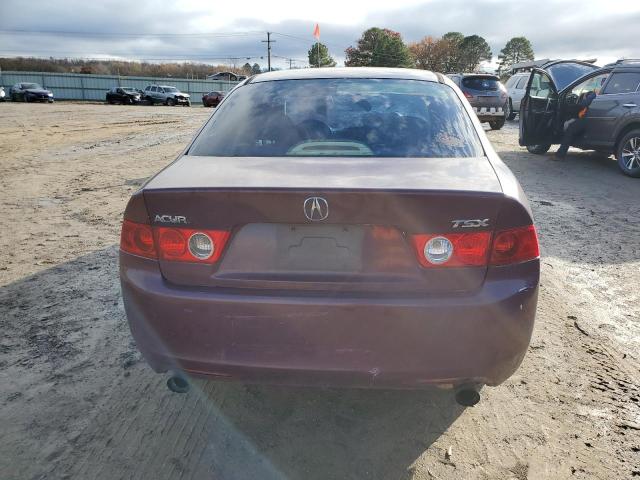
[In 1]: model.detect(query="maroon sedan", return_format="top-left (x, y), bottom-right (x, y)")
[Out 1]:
top-left (120, 68), bottom-right (539, 405)
top-left (202, 91), bottom-right (224, 107)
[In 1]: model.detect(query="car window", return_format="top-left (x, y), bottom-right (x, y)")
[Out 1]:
top-left (189, 78), bottom-right (483, 158)
top-left (529, 71), bottom-right (555, 99)
top-left (546, 62), bottom-right (599, 91)
top-left (602, 72), bottom-right (640, 95)
top-left (461, 77), bottom-right (500, 91)
top-left (145, 86), bottom-right (150, 91)
top-left (163, 87), bottom-right (178, 93)
top-left (516, 76), bottom-right (529, 89)
top-left (570, 73), bottom-right (609, 97)
top-left (151, 86), bottom-right (157, 92)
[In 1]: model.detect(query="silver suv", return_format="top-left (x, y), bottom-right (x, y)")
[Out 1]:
top-left (143, 85), bottom-right (191, 106)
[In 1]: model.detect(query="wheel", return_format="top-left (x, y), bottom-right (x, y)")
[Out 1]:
top-left (489, 118), bottom-right (505, 130)
top-left (184, 100), bottom-right (191, 107)
top-left (125, 97), bottom-right (132, 105)
top-left (23, 94), bottom-right (29, 103)
top-left (526, 144), bottom-right (552, 154)
top-left (506, 100), bottom-right (517, 120)
top-left (167, 97), bottom-right (176, 106)
top-left (616, 130), bottom-right (640, 177)
top-left (146, 97), bottom-right (154, 105)
top-left (11, 93), bottom-right (18, 102)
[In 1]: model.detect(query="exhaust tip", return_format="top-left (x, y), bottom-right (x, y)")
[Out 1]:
top-left (167, 375), bottom-right (190, 394)
top-left (455, 387), bottom-right (480, 407)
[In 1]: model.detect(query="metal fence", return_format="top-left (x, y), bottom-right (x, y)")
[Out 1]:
top-left (0, 71), bottom-right (240, 102)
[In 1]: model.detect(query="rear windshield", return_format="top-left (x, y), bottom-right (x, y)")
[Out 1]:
top-left (547, 63), bottom-right (598, 91)
top-left (461, 77), bottom-right (500, 91)
top-left (189, 78), bottom-right (483, 158)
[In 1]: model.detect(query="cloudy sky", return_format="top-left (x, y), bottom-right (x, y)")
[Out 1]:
top-left (1, 0), bottom-right (638, 70)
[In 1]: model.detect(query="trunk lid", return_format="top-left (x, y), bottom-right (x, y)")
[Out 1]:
top-left (143, 155), bottom-right (504, 294)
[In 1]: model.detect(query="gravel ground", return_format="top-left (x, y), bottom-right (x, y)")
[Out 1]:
top-left (0, 102), bottom-right (638, 480)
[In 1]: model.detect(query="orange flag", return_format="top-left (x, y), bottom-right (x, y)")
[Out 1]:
top-left (313, 23), bottom-right (320, 40)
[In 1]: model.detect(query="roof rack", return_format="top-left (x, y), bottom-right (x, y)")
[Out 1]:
top-left (615, 59), bottom-right (640, 64)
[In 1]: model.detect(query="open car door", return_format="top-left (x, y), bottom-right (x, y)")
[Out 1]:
top-left (519, 68), bottom-right (559, 146)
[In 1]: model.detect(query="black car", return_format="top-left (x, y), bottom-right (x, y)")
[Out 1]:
top-left (10, 83), bottom-right (54, 103)
top-left (519, 59), bottom-right (640, 177)
top-left (106, 87), bottom-right (142, 105)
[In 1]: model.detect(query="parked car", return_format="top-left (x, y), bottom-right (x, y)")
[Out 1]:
top-left (202, 91), bottom-right (225, 107)
top-left (504, 72), bottom-right (530, 120)
top-left (10, 83), bottom-right (54, 103)
top-left (106, 87), bottom-right (142, 105)
top-left (447, 74), bottom-right (508, 130)
top-left (120, 68), bottom-right (540, 405)
top-left (519, 59), bottom-right (640, 177)
top-left (0, 86), bottom-right (6, 102)
top-left (206, 71), bottom-right (246, 82)
top-left (143, 85), bottom-right (190, 106)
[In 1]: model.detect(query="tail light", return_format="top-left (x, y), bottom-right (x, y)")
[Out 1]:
top-left (464, 91), bottom-right (474, 99)
top-left (490, 225), bottom-right (539, 266)
top-left (412, 232), bottom-right (491, 268)
top-left (121, 220), bottom-right (156, 259)
top-left (156, 227), bottom-right (230, 264)
top-left (120, 220), bottom-right (230, 264)
top-left (412, 226), bottom-right (539, 268)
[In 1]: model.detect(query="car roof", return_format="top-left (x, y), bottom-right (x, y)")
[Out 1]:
top-left (250, 67), bottom-right (440, 83)
top-left (458, 73), bottom-right (499, 78)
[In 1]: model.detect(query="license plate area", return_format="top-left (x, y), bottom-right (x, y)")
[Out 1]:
top-left (276, 224), bottom-right (364, 272)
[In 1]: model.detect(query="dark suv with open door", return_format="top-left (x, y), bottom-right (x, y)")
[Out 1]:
top-left (519, 59), bottom-right (640, 177)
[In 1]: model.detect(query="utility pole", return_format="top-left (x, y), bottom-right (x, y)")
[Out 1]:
top-left (288, 58), bottom-right (294, 69)
top-left (262, 32), bottom-right (275, 71)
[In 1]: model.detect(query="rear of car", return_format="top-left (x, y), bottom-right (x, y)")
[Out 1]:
top-left (202, 91), bottom-right (224, 107)
top-left (458, 75), bottom-right (508, 130)
top-left (120, 69), bottom-right (539, 393)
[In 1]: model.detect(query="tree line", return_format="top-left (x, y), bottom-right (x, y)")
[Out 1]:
top-left (0, 57), bottom-right (258, 78)
top-left (310, 28), bottom-right (534, 76)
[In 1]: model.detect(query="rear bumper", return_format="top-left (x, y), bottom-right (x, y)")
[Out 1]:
top-left (121, 253), bottom-right (539, 388)
top-left (474, 106), bottom-right (505, 118)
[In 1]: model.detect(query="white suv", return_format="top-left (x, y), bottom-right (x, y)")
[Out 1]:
top-left (504, 73), bottom-right (529, 120)
top-left (143, 85), bottom-right (191, 106)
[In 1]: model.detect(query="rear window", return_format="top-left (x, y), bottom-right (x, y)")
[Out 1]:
top-left (603, 72), bottom-right (640, 95)
top-left (546, 63), bottom-right (598, 91)
top-left (189, 78), bottom-right (483, 158)
top-left (461, 77), bottom-right (500, 91)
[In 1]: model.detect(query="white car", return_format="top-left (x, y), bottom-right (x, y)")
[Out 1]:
top-left (0, 86), bottom-right (5, 102)
top-left (504, 72), bottom-right (530, 120)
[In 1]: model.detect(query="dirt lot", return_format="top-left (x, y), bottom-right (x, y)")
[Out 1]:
top-left (1, 102), bottom-right (639, 480)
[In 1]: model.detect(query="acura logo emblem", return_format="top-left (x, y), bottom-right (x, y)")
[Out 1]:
top-left (303, 197), bottom-right (329, 221)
